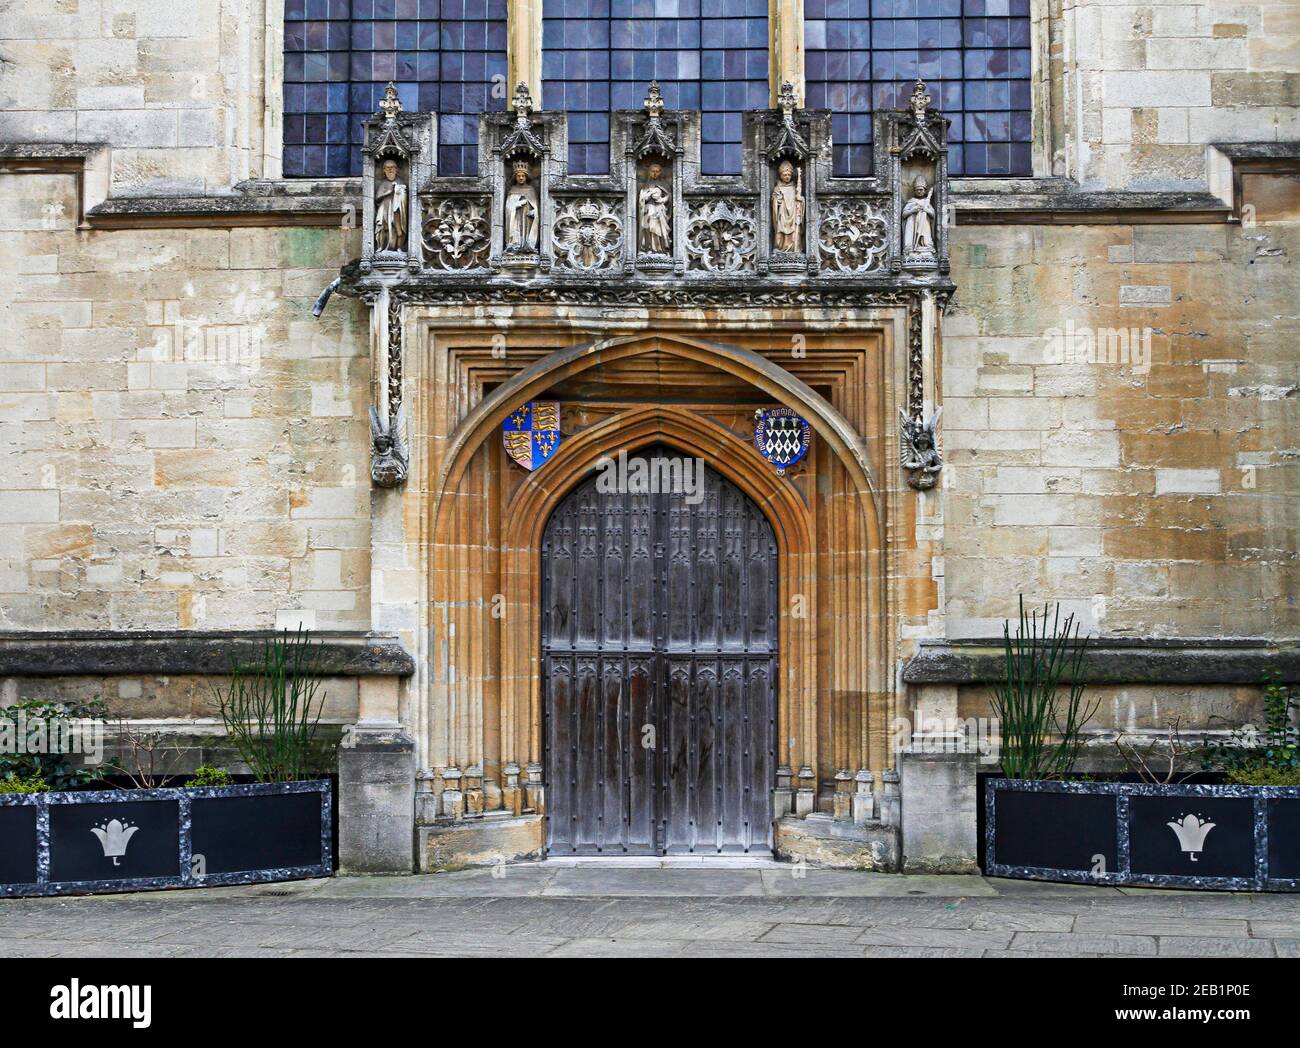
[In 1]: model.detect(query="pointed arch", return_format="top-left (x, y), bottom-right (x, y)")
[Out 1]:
top-left (431, 332), bottom-right (881, 548)
top-left (424, 331), bottom-right (890, 830)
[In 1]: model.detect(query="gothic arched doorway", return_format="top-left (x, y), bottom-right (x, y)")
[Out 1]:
top-left (541, 445), bottom-right (778, 855)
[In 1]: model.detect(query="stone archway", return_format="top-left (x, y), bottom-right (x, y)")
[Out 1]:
top-left (497, 407), bottom-right (817, 826)
top-left (419, 329), bottom-right (894, 862)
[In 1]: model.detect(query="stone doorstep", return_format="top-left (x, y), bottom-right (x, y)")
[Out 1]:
top-left (775, 814), bottom-right (901, 872)
top-left (411, 812), bottom-right (901, 872)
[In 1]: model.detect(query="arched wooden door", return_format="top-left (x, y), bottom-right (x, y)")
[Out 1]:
top-left (542, 446), bottom-right (778, 856)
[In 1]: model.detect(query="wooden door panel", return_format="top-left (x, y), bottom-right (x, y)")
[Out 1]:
top-left (543, 447), bottom-right (777, 856)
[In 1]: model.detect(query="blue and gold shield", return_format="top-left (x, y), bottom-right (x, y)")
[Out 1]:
top-left (754, 406), bottom-right (811, 476)
top-left (502, 401), bottom-right (562, 471)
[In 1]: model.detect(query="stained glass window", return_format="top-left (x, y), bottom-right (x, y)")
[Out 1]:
top-left (805, 0), bottom-right (1032, 177)
top-left (541, 0), bottom-right (771, 176)
top-left (283, 0), bottom-right (509, 178)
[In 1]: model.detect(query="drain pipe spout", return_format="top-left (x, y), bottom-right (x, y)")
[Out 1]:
top-left (312, 276), bottom-right (341, 318)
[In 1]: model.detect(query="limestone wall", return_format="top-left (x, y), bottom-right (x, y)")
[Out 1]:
top-left (0, 0), bottom-right (279, 194)
top-left (0, 166), bottom-right (372, 633)
top-left (1057, 0), bottom-right (1299, 188)
top-left (941, 176), bottom-right (1298, 639)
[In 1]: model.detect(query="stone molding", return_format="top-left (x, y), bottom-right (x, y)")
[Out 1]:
top-left (0, 631), bottom-right (415, 678)
top-left (903, 638), bottom-right (1300, 686)
top-left (6, 143), bottom-right (1295, 229)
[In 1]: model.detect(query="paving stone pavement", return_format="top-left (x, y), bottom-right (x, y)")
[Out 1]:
top-left (1, 864), bottom-right (1296, 958)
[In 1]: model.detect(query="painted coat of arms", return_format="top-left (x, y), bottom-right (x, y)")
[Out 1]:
top-left (502, 401), bottom-right (562, 470)
top-left (754, 406), bottom-right (811, 476)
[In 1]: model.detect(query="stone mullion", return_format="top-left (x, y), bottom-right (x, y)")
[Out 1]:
top-left (508, 0), bottom-right (543, 104)
top-left (771, 0), bottom-right (805, 105)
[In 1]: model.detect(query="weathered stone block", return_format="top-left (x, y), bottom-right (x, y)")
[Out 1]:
top-left (773, 815), bottom-right (899, 871)
top-left (900, 750), bottom-right (979, 874)
top-left (420, 814), bottom-right (545, 872)
top-left (338, 729), bottom-right (416, 874)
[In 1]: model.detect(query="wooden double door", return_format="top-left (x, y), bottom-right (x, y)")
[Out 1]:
top-left (542, 447), bottom-right (778, 856)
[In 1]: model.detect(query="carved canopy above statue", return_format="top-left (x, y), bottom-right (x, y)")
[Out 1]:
top-left (345, 80), bottom-right (953, 293)
top-left (339, 80), bottom-right (955, 492)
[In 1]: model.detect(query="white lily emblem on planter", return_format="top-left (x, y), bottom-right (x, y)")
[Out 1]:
top-left (1166, 813), bottom-right (1215, 861)
top-left (90, 819), bottom-right (139, 866)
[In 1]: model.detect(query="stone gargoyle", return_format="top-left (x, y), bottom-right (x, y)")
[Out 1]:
top-left (369, 405), bottom-right (409, 488)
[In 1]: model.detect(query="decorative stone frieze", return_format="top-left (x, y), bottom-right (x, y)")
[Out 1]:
top-left (422, 197), bottom-right (492, 270)
top-left (685, 199), bottom-right (758, 273)
top-left (552, 198), bottom-right (624, 271)
top-left (354, 78), bottom-right (951, 289)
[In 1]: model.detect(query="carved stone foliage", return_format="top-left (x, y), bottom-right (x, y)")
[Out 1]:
top-left (685, 200), bottom-right (757, 273)
top-left (552, 199), bottom-right (623, 271)
top-left (818, 200), bottom-right (889, 273)
top-left (422, 198), bottom-right (491, 269)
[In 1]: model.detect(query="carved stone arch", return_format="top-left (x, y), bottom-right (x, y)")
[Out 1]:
top-left (431, 332), bottom-right (883, 538)
top-left (425, 331), bottom-right (891, 837)
top-left (496, 406), bottom-right (817, 807)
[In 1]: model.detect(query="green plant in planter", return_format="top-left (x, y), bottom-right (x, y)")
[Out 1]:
top-left (0, 774), bottom-right (50, 794)
top-left (991, 596), bottom-right (1099, 780)
top-left (212, 628), bottom-right (330, 783)
top-left (189, 765), bottom-right (233, 787)
top-left (1227, 765), bottom-right (1300, 787)
top-left (1202, 672), bottom-right (1299, 786)
top-left (0, 696), bottom-right (108, 790)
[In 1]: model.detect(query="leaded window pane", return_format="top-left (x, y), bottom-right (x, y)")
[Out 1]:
top-left (805, 0), bottom-right (1032, 176)
top-left (542, 0), bottom-right (770, 175)
top-left (284, 0), bottom-right (508, 178)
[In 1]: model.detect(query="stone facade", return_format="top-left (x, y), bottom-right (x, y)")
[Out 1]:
top-left (0, 0), bottom-right (1296, 874)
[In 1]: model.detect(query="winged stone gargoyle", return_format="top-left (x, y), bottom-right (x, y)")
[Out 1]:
top-left (369, 404), bottom-right (408, 488)
top-left (900, 407), bottom-right (943, 490)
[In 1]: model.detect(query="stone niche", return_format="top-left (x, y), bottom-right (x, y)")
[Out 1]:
top-left (360, 83), bottom-right (435, 272)
top-left (353, 78), bottom-right (952, 285)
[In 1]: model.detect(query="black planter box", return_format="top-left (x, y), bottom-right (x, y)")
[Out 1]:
top-left (0, 780), bottom-right (332, 898)
top-left (986, 778), bottom-right (1300, 891)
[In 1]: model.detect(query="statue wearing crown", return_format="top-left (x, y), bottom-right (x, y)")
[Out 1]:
top-left (505, 160), bottom-right (539, 252)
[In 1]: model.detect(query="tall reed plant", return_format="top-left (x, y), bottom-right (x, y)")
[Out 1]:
top-left (213, 628), bottom-right (328, 783)
top-left (991, 596), bottom-right (1099, 779)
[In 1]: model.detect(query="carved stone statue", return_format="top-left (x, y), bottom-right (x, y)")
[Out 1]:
top-left (638, 162), bottom-right (671, 255)
top-left (369, 405), bottom-right (408, 487)
top-left (374, 157), bottom-right (407, 253)
top-left (504, 160), bottom-right (539, 252)
top-left (771, 159), bottom-right (804, 253)
top-left (902, 175), bottom-right (936, 258)
top-left (900, 408), bottom-right (942, 490)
